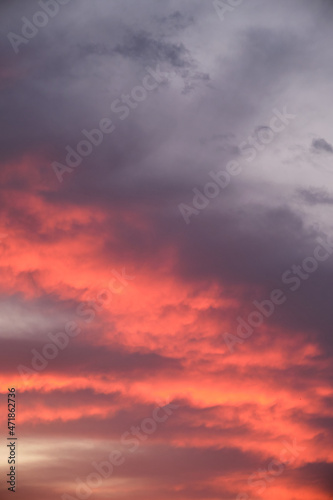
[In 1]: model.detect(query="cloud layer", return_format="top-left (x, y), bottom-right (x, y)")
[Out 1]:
top-left (1, 1), bottom-right (333, 499)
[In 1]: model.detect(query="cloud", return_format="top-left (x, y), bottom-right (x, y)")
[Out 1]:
top-left (312, 138), bottom-right (333, 154)
top-left (294, 461), bottom-right (333, 495)
top-left (1, 1), bottom-right (333, 500)
top-left (298, 187), bottom-right (333, 205)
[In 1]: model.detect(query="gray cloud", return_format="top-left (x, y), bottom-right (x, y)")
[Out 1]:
top-left (312, 138), bottom-right (333, 154)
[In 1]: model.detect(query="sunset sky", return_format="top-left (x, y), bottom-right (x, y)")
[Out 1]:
top-left (1, 1), bottom-right (333, 499)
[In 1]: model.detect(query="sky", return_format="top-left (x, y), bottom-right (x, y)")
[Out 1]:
top-left (0, 0), bottom-right (333, 499)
